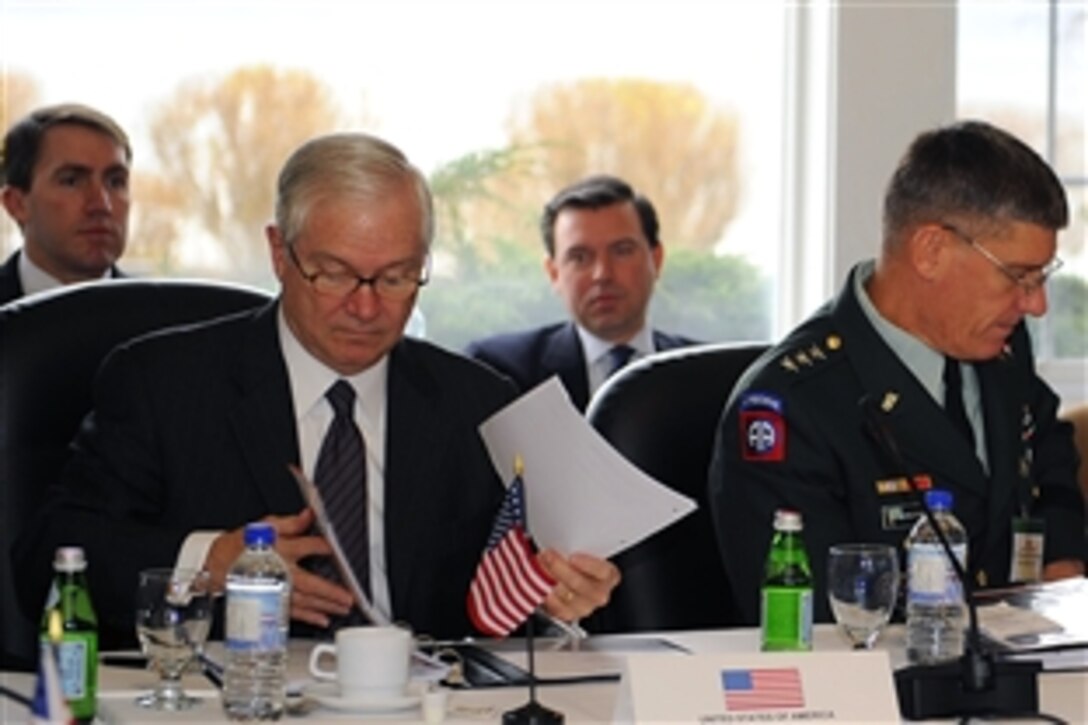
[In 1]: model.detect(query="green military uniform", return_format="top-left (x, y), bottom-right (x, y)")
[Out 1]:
top-left (709, 264), bottom-right (1084, 624)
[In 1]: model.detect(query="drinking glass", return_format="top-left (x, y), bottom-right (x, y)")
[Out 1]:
top-left (134, 568), bottom-right (213, 710)
top-left (827, 543), bottom-right (899, 649)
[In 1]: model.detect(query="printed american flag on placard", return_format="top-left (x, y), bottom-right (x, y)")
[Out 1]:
top-left (721, 668), bottom-right (805, 711)
top-left (467, 475), bottom-right (555, 637)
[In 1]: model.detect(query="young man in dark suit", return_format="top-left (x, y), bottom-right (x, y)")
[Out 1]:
top-left (709, 121), bottom-right (1085, 625)
top-left (0, 103), bottom-right (130, 304)
top-left (467, 175), bottom-right (696, 411)
top-left (15, 133), bottom-right (618, 646)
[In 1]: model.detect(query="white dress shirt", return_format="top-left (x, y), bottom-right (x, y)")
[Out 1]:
top-left (577, 324), bottom-right (655, 398)
top-left (18, 248), bottom-right (110, 296)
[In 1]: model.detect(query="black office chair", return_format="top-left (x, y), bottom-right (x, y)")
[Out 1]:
top-left (0, 278), bottom-right (272, 670)
top-left (585, 341), bottom-right (769, 633)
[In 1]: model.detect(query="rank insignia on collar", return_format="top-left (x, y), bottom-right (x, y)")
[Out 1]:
top-left (796, 351), bottom-right (812, 367)
top-left (826, 334), bottom-right (842, 351)
top-left (780, 356), bottom-right (799, 373)
top-left (809, 344), bottom-right (826, 361)
top-left (881, 392), bottom-right (899, 412)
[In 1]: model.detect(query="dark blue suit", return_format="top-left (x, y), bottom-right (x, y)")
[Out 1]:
top-left (14, 301), bottom-right (516, 645)
top-left (466, 322), bottom-right (697, 411)
top-left (0, 250), bottom-right (125, 306)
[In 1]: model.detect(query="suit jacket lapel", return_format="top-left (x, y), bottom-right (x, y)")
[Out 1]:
top-left (227, 301), bottom-right (303, 514)
top-left (542, 323), bottom-right (589, 409)
top-left (383, 340), bottom-right (448, 612)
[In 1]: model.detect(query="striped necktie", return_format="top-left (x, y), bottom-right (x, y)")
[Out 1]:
top-left (314, 379), bottom-right (370, 599)
top-left (606, 344), bottom-right (636, 379)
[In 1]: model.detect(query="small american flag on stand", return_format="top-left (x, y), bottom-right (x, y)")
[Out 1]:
top-left (467, 458), bottom-right (555, 637)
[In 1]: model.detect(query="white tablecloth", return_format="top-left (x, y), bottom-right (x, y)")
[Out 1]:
top-left (2, 626), bottom-right (1085, 723)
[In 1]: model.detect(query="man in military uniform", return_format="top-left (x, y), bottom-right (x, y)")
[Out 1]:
top-left (709, 121), bottom-right (1085, 624)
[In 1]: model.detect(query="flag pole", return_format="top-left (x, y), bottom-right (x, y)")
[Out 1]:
top-left (502, 456), bottom-right (562, 725)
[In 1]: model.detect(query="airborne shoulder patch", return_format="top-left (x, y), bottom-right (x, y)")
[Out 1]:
top-left (738, 390), bottom-right (786, 462)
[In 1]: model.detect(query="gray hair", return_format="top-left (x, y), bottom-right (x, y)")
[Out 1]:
top-left (883, 120), bottom-right (1067, 247)
top-left (274, 132), bottom-right (433, 247)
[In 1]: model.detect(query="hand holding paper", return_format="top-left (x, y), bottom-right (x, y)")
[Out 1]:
top-left (289, 464), bottom-right (388, 626)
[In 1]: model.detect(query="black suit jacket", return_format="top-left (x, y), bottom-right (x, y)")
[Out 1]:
top-left (709, 264), bottom-right (1084, 624)
top-left (466, 322), bottom-right (697, 411)
top-left (0, 250), bottom-right (125, 306)
top-left (14, 301), bottom-right (516, 645)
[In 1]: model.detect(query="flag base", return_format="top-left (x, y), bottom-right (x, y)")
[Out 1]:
top-left (502, 700), bottom-right (564, 724)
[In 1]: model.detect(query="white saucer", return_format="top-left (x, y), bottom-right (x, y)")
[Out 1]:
top-left (301, 681), bottom-right (421, 713)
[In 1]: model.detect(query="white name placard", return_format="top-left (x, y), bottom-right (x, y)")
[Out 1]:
top-left (613, 650), bottom-right (899, 723)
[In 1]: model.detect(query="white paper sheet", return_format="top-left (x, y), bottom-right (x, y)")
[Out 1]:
top-left (479, 377), bottom-right (697, 559)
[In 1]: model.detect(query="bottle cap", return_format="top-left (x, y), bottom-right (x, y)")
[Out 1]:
top-left (924, 489), bottom-right (953, 512)
top-left (53, 546), bottom-right (87, 573)
top-left (243, 522), bottom-right (277, 547)
top-left (773, 509), bottom-right (803, 532)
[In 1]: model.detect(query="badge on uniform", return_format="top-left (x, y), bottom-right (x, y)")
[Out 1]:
top-left (739, 391), bottom-right (786, 462)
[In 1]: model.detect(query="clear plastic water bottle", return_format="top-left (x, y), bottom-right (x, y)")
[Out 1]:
top-left (761, 509), bottom-right (813, 651)
top-left (906, 489), bottom-right (967, 664)
top-left (40, 546), bottom-right (98, 721)
top-left (223, 522), bottom-right (291, 721)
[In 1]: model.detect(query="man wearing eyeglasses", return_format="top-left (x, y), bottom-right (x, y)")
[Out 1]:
top-left (15, 133), bottom-right (619, 648)
top-left (709, 120), bottom-right (1084, 625)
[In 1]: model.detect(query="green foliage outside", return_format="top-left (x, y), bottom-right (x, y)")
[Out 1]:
top-left (1036, 274), bottom-right (1088, 358)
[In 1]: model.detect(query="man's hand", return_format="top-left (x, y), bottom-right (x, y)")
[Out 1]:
top-left (537, 549), bottom-right (621, 621)
top-left (1043, 558), bottom-right (1085, 581)
top-left (205, 508), bottom-right (354, 627)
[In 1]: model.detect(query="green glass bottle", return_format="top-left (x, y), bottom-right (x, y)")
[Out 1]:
top-left (40, 546), bottom-right (98, 721)
top-left (761, 509), bottom-right (813, 651)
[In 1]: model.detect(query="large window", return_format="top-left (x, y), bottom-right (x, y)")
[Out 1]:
top-left (1, 0), bottom-right (787, 350)
top-left (958, 0), bottom-right (1086, 404)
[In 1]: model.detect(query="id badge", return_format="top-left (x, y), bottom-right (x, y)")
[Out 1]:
top-left (1008, 516), bottom-right (1045, 584)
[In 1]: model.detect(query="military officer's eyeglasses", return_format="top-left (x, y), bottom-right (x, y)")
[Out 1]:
top-left (940, 223), bottom-right (1063, 294)
top-left (286, 243), bottom-right (430, 301)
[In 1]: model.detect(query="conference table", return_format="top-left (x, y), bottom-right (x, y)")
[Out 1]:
top-left (2, 625), bottom-right (1085, 723)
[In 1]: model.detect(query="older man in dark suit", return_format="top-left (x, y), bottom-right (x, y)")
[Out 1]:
top-left (467, 175), bottom-right (697, 411)
top-left (15, 133), bottom-right (619, 646)
top-left (0, 103), bottom-right (130, 304)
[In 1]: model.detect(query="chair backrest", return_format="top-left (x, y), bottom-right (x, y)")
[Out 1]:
top-left (0, 278), bottom-right (272, 670)
top-left (585, 341), bottom-right (769, 633)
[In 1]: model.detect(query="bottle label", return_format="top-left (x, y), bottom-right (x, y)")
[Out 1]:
top-left (760, 586), bottom-right (813, 650)
top-left (226, 586), bottom-right (286, 652)
top-left (55, 639), bottom-right (88, 699)
top-left (908, 542), bottom-right (966, 605)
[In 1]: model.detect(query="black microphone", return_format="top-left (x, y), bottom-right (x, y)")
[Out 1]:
top-left (859, 395), bottom-right (1040, 721)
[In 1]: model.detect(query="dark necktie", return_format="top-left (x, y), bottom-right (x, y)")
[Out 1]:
top-left (943, 356), bottom-right (975, 449)
top-left (314, 380), bottom-right (370, 599)
top-left (606, 345), bottom-right (636, 379)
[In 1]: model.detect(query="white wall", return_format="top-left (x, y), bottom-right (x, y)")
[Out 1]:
top-left (779, 0), bottom-right (957, 331)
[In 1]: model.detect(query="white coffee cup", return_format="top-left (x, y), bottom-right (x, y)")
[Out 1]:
top-left (308, 625), bottom-right (413, 697)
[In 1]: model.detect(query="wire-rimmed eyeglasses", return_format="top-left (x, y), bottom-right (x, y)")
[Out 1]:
top-left (286, 243), bottom-right (429, 301)
top-left (940, 223), bottom-right (1063, 294)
